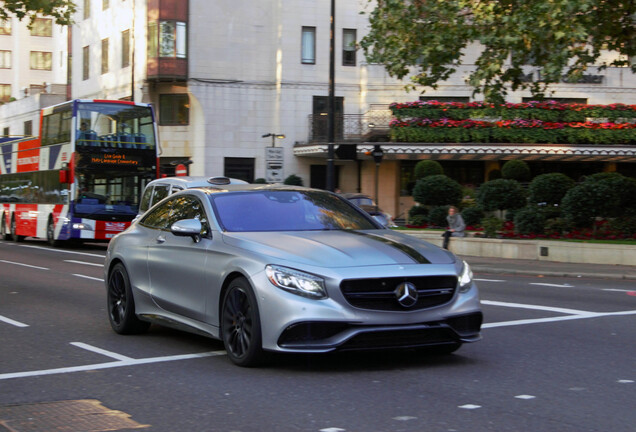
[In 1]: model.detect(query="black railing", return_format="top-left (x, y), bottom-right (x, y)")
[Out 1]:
top-left (308, 110), bottom-right (393, 142)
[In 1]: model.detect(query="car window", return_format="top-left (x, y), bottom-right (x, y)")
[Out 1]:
top-left (211, 190), bottom-right (378, 232)
top-left (140, 197), bottom-right (174, 230)
top-left (139, 186), bottom-right (154, 213)
top-left (141, 194), bottom-right (210, 235)
top-left (169, 195), bottom-right (210, 236)
top-left (151, 184), bottom-right (171, 209)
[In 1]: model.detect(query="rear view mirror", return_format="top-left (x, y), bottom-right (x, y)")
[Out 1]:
top-left (171, 219), bottom-right (203, 243)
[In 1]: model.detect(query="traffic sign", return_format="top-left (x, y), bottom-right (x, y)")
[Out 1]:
top-left (175, 163), bottom-right (187, 176)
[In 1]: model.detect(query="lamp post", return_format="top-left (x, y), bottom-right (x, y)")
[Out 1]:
top-left (262, 133), bottom-right (285, 147)
top-left (326, 0), bottom-right (336, 191)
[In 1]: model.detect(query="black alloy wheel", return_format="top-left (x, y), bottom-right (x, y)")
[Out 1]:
top-left (221, 277), bottom-right (264, 367)
top-left (107, 262), bottom-right (150, 334)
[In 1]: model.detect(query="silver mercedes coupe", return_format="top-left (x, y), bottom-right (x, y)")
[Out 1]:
top-left (105, 184), bottom-right (482, 366)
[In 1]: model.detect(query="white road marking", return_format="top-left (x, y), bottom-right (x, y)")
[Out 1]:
top-left (19, 244), bottom-right (105, 258)
top-left (458, 404), bottom-right (481, 410)
top-left (0, 315), bottom-right (29, 328)
top-left (530, 282), bottom-right (573, 288)
top-left (0, 350), bottom-right (227, 381)
top-left (0, 260), bottom-right (48, 270)
top-left (481, 300), bottom-right (589, 315)
top-left (65, 260), bottom-right (103, 267)
top-left (515, 395), bottom-right (536, 400)
top-left (603, 289), bottom-right (632, 293)
top-left (483, 309), bottom-right (636, 329)
top-left (618, 380), bottom-right (634, 384)
top-left (73, 274), bottom-right (104, 282)
top-left (70, 342), bottom-right (132, 361)
top-left (475, 278), bottom-right (506, 282)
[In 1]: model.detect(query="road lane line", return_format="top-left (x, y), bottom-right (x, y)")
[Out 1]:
top-left (65, 260), bottom-right (103, 267)
top-left (0, 260), bottom-right (48, 270)
top-left (530, 282), bottom-right (573, 288)
top-left (70, 342), bottom-right (133, 361)
top-left (0, 315), bottom-right (29, 327)
top-left (0, 351), bottom-right (227, 380)
top-left (483, 309), bottom-right (636, 328)
top-left (603, 289), bottom-right (632, 293)
top-left (19, 244), bottom-right (105, 258)
top-left (481, 300), bottom-right (590, 315)
top-left (475, 279), bottom-right (506, 282)
top-left (73, 274), bottom-right (104, 282)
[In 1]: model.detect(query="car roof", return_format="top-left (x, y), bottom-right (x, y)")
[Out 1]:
top-left (190, 183), bottom-right (327, 195)
top-left (147, 176), bottom-right (248, 188)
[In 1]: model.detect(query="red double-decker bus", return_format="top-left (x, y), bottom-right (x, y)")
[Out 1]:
top-left (0, 99), bottom-right (159, 246)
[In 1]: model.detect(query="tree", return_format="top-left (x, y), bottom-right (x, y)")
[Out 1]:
top-left (561, 181), bottom-right (619, 228)
top-left (0, 1), bottom-right (76, 26)
top-left (360, 0), bottom-right (635, 103)
top-left (501, 160), bottom-right (531, 182)
top-left (412, 174), bottom-right (463, 206)
top-left (528, 173), bottom-right (575, 205)
top-left (476, 179), bottom-right (526, 212)
top-left (414, 159), bottom-right (443, 180)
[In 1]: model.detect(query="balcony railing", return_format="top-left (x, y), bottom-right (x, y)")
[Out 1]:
top-left (308, 110), bottom-right (392, 142)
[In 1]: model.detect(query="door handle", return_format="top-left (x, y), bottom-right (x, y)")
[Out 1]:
top-left (156, 235), bottom-right (166, 243)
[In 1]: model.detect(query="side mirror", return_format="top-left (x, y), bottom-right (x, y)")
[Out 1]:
top-left (171, 219), bottom-right (203, 243)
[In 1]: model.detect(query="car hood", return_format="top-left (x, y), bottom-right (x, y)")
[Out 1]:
top-left (222, 230), bottom-right (454, 268)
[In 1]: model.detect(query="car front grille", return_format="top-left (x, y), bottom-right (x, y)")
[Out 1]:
top-left (340, 276), bottom-right (457, 311)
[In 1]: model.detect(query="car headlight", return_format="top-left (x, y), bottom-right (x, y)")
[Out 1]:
top-left (265, 265), bottom-right (327, 300)
top-left (458, 261), bottom-right (473, 293)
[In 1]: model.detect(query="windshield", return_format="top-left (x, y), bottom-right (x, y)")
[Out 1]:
top-left (76, 102), bottom-right (156, 149)
top-left (74, 170), bottom-right (154, 220)
top-left (211, 190), bottom-right (379, 232)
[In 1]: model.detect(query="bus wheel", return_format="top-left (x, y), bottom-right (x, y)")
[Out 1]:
top-left (1, 214), bottom-right (11, 241)
top-left (47, 217), bottom-right (61, 247)
top-left (10, 216), bottom-right (24, 242)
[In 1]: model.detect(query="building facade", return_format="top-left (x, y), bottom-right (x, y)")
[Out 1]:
top-left (2, 0), bottom-right (635, 221)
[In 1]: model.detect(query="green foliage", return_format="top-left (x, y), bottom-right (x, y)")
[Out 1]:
top-left (609, 211), bottom-right (636, 236)
top-left (428, 206), bottom-right (450, 228)
top-left (412, 175), bottom-right (463, 206)
top-left (253, 178), bottom-right (267, 184)
top-left (461, 207), bottom-right (484, 227)
top-left (488, 169), bottom-right (502, 181)
top-left (408, 205), bottom-right (429, 226)
top-left (528, 173), bottom-right (575, 205)
top-left (414, 160), bottom-right (443, 180)
top-left (476, 179), bottom-right (527, 212)
top-left (501, 160), bottom-right (531, 182)
top-left (283, 174), bottom-right (303, 186)
top-left (482, 216), bottom-right (504, 238)
top-left (561, 181), bottom-right (619, 227)
top-left (0, 0), bottom-right (76, 26)
top-left (583, 173), bottom-right (636, 213)
top-left (514, 207), bottom-right (546, 235)
top-left (361, 0), bottom-right (635, 103)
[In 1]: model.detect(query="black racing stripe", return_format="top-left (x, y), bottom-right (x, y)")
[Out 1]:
top-left (349, 231), bottom-right (431, 264)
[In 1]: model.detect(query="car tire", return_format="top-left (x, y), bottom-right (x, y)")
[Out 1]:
top-left (107, 262), bottom-right (150, 335)
top-left (221, 277), bottom-right (264, 367)
top-left (1, 214), bottom-right (11, 241)
top-left (10, 216), bottom-right (24, 242)
top-left (47, 217), bottom-right (61, 247)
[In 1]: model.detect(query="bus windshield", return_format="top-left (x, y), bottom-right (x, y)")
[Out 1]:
top-left (76, 102), bottom-right (156, 149)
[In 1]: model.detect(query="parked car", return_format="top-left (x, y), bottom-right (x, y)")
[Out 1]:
top-left (340, 193), bottom-right (397, 227)
top-left (105, 184), bottom-right (482, 366)
top-left (138, 176), bottom-right (247, 216)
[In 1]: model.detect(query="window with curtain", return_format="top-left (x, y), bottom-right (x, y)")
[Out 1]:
top-left (158, 21), bottom-right (187, 58)
top-left (301, 27), bottom-right (316, 64)
top-left (102, 38), bottom-right (109, 74)
top-left (122, 29), bottom-right (130, 68)
top-left (342, 29), bottom-right (356, 66)
top-left (159, 94), bottom-right (190, 125)
top-left (0, 84), bottom-right (11, 103)
top-left (83, 46), bottom-right (89, 80)
top-left (0, 51), bottom-right (10, 69)
top-left (30, 51), bottom-right (52, 70)
top-left (31, 18), bottom-right (52, 37)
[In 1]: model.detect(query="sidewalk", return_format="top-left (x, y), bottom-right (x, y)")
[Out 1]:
top-left (460, 255), bottom-right (636, 280)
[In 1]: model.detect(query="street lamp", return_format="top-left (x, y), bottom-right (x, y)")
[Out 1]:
top-left (262, 133), bottom-right (285, 147)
